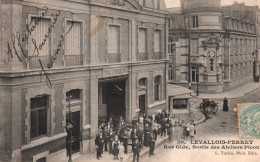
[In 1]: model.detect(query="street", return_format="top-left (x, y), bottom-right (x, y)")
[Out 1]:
top-left (139, 88), bottom-right (260, 162)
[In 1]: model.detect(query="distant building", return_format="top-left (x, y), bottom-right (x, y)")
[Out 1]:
top-left (168, 0), bottom-right (260, 94)
top-left (0, 0), bottom-right (168, 161)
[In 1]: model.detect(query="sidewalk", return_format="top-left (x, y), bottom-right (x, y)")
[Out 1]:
top-left (74, 112), bottom-right (205, 162)
top-left (197, 82), bottom-right (260, 99)
top-left (74, 136), bottom-right (168, 162)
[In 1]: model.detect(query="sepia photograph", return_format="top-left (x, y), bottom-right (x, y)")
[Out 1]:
top-left (0, 0), bottom-right (260, 162)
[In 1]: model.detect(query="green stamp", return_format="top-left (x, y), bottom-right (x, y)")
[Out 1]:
top-left (238, 103), bottom-right (260, 139)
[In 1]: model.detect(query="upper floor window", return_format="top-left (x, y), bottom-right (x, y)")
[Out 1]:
top-left (168, 41), bottom-right (175, 54)
top-left (108, 25), bottom-right (120, 54)
top-left (154, 30), bottom-right (161, 52)
top-left (29, 18), bottom-right (51, 57)
top-left (138, 28), bottom-right (147, 53)
top-left (31, 95), bottom-right (49, 139)
top-left (65, 21), bottom-right (82, 55)
top-left (192, 16), bottom-right (198, 28)
top-left (168, 65), bottom-right (173, 81)
top-left (154, 75), bottom-right (161, 101)
top-left (191, 38), bottom-right (198, 55)
top-left (191, 67), bottom-right (198, 82)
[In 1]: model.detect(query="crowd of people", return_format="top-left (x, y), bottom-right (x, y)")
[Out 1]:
top-left (95, 110), bottom-right (196, 161)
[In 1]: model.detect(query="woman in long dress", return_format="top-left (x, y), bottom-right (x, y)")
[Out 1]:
top-left (223, 97), bottom-right (229, 112)
top-left (143, 124), bottom-right (151, 146)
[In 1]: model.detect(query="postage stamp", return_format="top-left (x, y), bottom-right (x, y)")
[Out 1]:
top-left (238, 103), bottom-right (260, 139)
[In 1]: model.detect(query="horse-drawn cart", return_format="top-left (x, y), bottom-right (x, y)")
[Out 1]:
top-left (199, 99), bottom-right (218, 114)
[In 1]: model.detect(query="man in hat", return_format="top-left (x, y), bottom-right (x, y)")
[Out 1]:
top-left (103, 127), bottom-right (109, 152)
top-left (149, 133), bottom-right (156, 156)
top-left (108, 127), bottom-right (115, 154)
top-left (130, 127), bottom-right (138, 148)
top-left (132, 138), bottom-right (141, 162)
top-left (95, 130), bottom-right (104, 160)
top-left (137, 126), bottom-right (143, 148)
top-left (121, 129), bottom-right (129, 154)
top-left (152, 121), bottom-right (161, 141)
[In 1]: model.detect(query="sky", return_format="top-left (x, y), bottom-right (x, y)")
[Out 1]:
top-left (165, 0), bottom-right (260, 8)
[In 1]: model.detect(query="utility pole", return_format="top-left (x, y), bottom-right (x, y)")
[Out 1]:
top-left (66, 96), bottom-right (73, 162)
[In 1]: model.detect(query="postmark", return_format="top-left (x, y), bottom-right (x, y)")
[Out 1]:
top-left (238, 103), bottom-right (260, 139)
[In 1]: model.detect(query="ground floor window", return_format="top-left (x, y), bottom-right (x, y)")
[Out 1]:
top-left (36, 157), bottom-right (46, 162)
top-left (172, 99), bottom-right (188, 109)
top-left (31, 95), bottom-right (48, 139)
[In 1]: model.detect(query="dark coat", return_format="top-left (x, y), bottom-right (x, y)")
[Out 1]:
top-left (132, 141), bottom-right (141, 153)
top-left (223, 98), bottom-right (229, 112)
top-left (95, 134), bottom-right (104, 148)
top-left (130, 131), bottom-right (138, 141)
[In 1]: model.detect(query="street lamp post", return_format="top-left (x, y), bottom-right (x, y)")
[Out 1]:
top-left (66, 96), bottom-right (73, 162)
top-left (197, 66), bottom-right (199, 96)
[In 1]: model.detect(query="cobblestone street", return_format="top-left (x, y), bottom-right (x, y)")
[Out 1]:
top-left (139, 87), bottom-right (260, 162)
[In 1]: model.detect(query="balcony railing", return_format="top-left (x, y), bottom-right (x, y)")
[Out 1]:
top-left (137, 53), bottom-right (148, 61)
top-left (28, 56), bottom-right (50, 69)
top-left (65, 55), bottom-right (83, 67)
top-left (152, 52), bottom-right (162, 60)
top-left (106, 53), bottom-right (121, 63)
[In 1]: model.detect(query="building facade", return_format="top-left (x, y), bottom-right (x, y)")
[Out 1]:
top-left (168, 0), bottom-right (259, 94)
top-left (0, 0), bottom-right (169, 161)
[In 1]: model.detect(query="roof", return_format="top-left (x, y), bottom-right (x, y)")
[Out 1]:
top-left (168, 84), bottom-right (194, 97)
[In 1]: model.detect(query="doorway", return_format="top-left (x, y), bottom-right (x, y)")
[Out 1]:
top-left (139, 95), bottom-right (146, 114)
top-left (66, 111), bottom-right (80, 155)
top-left (99, 79), bottom-right (126, 122)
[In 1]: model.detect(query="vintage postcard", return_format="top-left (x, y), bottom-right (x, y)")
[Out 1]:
top-left (0, 0), bottom-right (260, 162)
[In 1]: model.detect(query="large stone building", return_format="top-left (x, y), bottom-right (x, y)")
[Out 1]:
top-left (0, 0), bottom-right (169, 161)
top-left (168, 0), bottom-right (260, 94)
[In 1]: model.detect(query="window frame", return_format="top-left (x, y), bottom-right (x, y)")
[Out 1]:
top-left (153, 29), bottom-right (161, 53)
top-left (138, 27), bottom-right (148, 54)
top-left (27, 15), bottom-right (53, 58)
top-left (66, 89), bottom-right (82, 106)
top-left (64, 20), bottom-right (83, 56)
top-left (192, 16), bottom-right (199, 28)
top-left (168, 64), bottom-right (173, 81)
top-left (191, 67), bottom-right (199, 83)
top-left (107, 24), bottom-right (121, 54)
top-left (172, 99), bottom-right (188, 109)
top-left (154, 75), bottom-right (161, 101)
top-left (30, 95), bottom-right (49, 140)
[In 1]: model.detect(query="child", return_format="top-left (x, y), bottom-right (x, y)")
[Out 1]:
top-left (118, 142), bottom-right (124, 161)
top-left (112, 135), bottom-right (120, 160)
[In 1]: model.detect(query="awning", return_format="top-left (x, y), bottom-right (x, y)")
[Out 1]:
top-left (168, 84), bottom-right (194, 97)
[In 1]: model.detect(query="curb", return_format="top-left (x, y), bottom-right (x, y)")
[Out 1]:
top-left (196, 85), bottom-right (260, 100)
